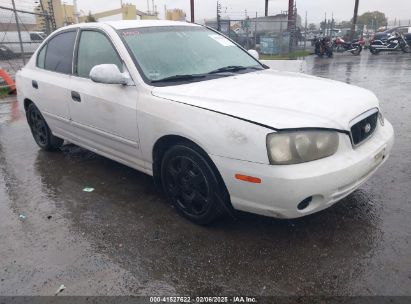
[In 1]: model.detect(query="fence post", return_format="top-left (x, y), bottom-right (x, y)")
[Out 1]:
top-left (254, 12), bottom-right (257, 50)
top-left (11, 0), bottom-right (25, 64)
top-left (304, 11), bottom-right (307, 51)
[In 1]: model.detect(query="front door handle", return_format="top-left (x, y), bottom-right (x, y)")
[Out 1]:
top-left (71, 91), bottom-right (81, 102)
top-left (32, 80), bottom-right (38, 89)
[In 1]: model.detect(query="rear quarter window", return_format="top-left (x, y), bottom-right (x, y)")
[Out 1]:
top-left (37, 45), bottom-right (46, 69)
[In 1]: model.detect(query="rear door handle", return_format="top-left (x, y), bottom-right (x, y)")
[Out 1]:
top-left (71, 91), bottom-right (81, 102)
top-left (32, 80), bottom-right (38, 89)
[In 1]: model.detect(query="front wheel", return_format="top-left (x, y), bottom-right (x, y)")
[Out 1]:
top-left (161, 144), bottom-right (226, 225)
top-left (401, 45), bottom-right (410, 53)
top-left (26, 103), bottom-right (64, 151)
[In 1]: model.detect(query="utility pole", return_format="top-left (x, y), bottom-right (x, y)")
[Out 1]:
top-left (287, 0), bottom-right (294, 31)
top-left (190, 0), bottom-right (194, 22)
top-left (265, 0), bottom-right (268, 17)
top-left (254, 11), bottom-right (258, 48)
top-left (217, 1), bottom-right (221, 32)
top-left (304, 11), bottom-right (307, 50)
top-left (11, 0), bottom-right (25, 64)
top-left (350, 0), bottom-right (359, 40)
top-left (38, 0), bottom-right (50, 35)
top-left (73, 0), bottom-right (79, 23)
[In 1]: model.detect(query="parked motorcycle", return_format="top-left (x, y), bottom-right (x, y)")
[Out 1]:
top-left (369, 32), bottom-right (410, 55)
top-left (332, 37), bottom-right (364, 55)
top-left (313, 36), bottom-right (333, 58)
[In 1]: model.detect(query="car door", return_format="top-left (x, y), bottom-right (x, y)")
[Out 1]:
top-left (29, 29), bottom-right (77, 139)
top-left (69, 28), bottom-right (142, 167)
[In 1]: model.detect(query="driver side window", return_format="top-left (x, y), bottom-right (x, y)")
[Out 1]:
top-left (76, 30), bottom-right (123, 78)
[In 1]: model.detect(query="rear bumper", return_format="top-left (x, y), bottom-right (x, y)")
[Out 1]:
top-left (211, 120), bottom-right (394, 219)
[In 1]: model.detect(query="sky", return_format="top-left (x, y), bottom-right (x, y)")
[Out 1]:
top-left (69, 0), bottom-right (411, 24)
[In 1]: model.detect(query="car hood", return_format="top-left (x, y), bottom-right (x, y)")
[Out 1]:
top-left (152, 69), bottom-right (379, 131)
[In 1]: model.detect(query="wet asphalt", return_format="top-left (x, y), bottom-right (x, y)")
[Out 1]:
top-left (0, 52), bottom-right (410, 296)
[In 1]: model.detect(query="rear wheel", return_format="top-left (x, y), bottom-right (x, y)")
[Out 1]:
top-left (326, 47), bottom-right (333, 58)
top-left (370, 47), bottom-right (380, 55)
top-left (26, 103), bottom-right (63, 151)
top-left (351, 45), bottom-right (362, 55)
top-left (161, 144), bottom-right (225, 225)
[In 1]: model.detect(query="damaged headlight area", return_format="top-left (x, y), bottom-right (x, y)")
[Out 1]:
top-left (266, 130), bottom-right (339, 165)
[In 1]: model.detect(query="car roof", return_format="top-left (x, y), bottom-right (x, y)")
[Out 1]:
top-left (61, 20), bottom-right (200, 31)
top-left (104, 20), bottom-right (200, 29)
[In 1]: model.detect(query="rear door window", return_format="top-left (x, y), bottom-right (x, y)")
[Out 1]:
top-left (44, 30), bottom-right (77, 74)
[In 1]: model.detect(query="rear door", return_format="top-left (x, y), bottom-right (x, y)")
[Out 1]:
top-left (29, 29), bottom-right (77, 138)
top-left (68, 28), bottom-right (142, 167)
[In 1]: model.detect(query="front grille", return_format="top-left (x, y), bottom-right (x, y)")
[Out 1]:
top-left (350, 111), bottom-right (378, 146)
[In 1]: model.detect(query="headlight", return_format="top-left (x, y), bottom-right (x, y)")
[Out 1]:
top-left (266, 130), bottom-right (339, 165)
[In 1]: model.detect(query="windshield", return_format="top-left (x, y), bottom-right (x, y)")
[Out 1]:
top-left (120, 26), bottom-right (262, 83)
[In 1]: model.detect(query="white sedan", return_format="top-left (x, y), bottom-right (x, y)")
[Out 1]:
top-left (16, 21), bottom-right (394, 224)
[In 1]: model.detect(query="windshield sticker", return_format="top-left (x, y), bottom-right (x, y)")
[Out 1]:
top-left (123, 30), bottom-right (140, 36)
top-left (208, 34), bottom-right (235, 46)
top-left (148, 71), bottom-right (161, 80)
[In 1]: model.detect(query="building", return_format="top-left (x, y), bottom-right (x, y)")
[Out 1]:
top-left (165, 9), bottom-right (186, 21)
top-left (79, 4), bottom-right (158, 22)
top-left (35, 0), bottom-right (75, 29)
top-left (248, 14), bottom-right (302, 35)
top-left (35, 1), bottom-right (157, 32)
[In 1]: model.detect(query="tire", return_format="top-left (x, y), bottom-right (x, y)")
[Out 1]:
top-left (370, 47), bottom-right (380, 55)
top-left (351, 45), bottom-right (362, 55)
top-left (26, 103), bottom-right (64, 151)
top-left (326, 48), bottom-right (333, 58)
top-left (402, 45), bottom-right (410, 53)
top-left (161, 144), bottom-right (226, 225)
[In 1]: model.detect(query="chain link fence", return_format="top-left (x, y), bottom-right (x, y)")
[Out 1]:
top-left (205, 8), bottom-right (307, 58)
top-left (0, 3), bottom-right (52, 95)
top-left (225, 19), bottom-right (305, 57)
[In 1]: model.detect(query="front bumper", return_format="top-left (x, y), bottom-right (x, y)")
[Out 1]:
top-left (211, 119), bottom-right (394, 219)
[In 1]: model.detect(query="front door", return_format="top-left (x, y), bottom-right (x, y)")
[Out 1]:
top-left (68, 29), bottom-right (142, 167)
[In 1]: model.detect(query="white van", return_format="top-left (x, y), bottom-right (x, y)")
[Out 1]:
top-left (0, 31), bottom-right (46, 56)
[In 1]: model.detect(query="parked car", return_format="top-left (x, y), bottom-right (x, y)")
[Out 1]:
top-left (16, 21), bottom-right (394, 224)
top-left (372, 26), bottom-right (411, 45)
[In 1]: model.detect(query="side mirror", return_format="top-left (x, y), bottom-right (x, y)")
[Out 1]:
top-left (90, 64), bottom-right (131, 85)
top-left (248, 49), bottom-right (259, 60)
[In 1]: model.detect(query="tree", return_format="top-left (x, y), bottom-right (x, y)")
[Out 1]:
top-left (308, 23), bottom-right (317, 31)
top-left (356, 11), bottom-right (387, 29)
top-left (85, 11), bottom-right (97, 23)
top-left (339, 20), bottom-right (352, 29)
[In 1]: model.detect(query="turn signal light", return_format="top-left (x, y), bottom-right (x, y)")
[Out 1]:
top-left (235, 174), bottom-right (262, 184)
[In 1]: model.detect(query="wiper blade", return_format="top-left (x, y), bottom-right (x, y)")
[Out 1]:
top-left (151, 74), bottom-right (205, 83)
top-left (208, 65), bottom-right (263, 74)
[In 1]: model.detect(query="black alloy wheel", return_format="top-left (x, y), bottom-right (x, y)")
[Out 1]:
top-left (27, 103), bottom-right (63, 151)
top-left (161, 144), bottom-right (225, 225)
